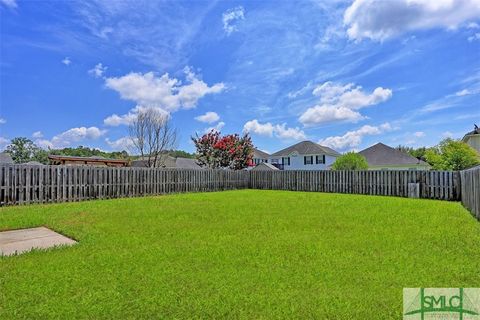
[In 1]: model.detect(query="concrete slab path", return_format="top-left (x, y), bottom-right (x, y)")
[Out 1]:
top-left (0, 227), bottom-right (77, 256)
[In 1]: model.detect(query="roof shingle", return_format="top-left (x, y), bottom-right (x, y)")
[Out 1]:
top-left (358, 143), bottom-right (429, 166)
top-left (271, 141), bottom-right (340, 157)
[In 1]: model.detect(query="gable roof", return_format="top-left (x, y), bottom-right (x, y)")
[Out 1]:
top-left (358, 143), bottom-right (429, 166)
top-left (251, 162), bottom-right (279, 171)
top-left (0, 152), bottom-right (14, 164)
top-left (175, 157), bottom-right (202, 169)
top-left (253, 148), bottom-right (269, 159)
top-left (132, 156), bottom-right (202, 169)
top-left (462, 124), bottom-right (479, 141)
top-left (271, 141), bottom-right (340, 157)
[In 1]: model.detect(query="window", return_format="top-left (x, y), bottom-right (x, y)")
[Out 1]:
top-left (254, 158), bottom-right (267, 165)
top-left (271, 158), bottom-right (279, 164)
top-left (316, 155), bottom-right (325, 164)
top-left (282, 157), bottom-right (290, 166)
top-left (304, 156), bottom-right (313, 165)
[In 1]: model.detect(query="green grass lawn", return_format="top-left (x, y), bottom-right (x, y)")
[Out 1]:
top-left (1, 190), bottom-right (479, 319)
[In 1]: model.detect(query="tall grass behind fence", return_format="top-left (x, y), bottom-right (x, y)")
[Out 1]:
top-left (459, 166), bottom-right (480, 220)
top-left (249, 170), bottom-right (460, 201)
top-left (0, 165), bottom-right (250, 205)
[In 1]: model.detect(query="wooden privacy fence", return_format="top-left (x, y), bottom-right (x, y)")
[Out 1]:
top-left (459, 166), bottom-right (480, 220)
top-left (250, 170), bottom-right (460, 201)
top-left (0, 165), bottom-right (463, 206)
top-left (0, 165), bottom-right (249, 206)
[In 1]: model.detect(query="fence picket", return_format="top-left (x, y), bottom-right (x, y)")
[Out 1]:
top-left (0, 165), bottom-right (475, 220)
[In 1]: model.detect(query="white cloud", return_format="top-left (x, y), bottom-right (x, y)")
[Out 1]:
top-left (32, 131), bottom-right (43, 138)
top-left (467, 22), bottom-right (480, 29)
top-left (319, 123), bottom-right (392, 150)
top-left (1, 0), bottom-right (17, 9)
top-left (414, 131), bottom-right (425, 137)
top-left (195, 111), bottom-right (220, 124)
top-left (442, 131), bottom-right (454, 138)
top-left (103, 105), bottom-right (168, 127)
top-left (104, 110), bottom-right (138, 126)
top-left (36, 126), bottom-right (106, 149)
top-left (243, 119), bottom-right (306, 141)
top-left (312, 82), bottom-right (393, 109)
top-left (0, 118), bottom-right (5, 124)
top-left (0, 136), bottom-right (9, 149)
top-left (274, 123), bottom-right (307, 140)
top-left (223, 6), bottom-right (245, 35)
top-left (468, 32), bottom-right (480, 41)
top-left (88, 63), bottom-right (107, 78)
top-left (105, 67), bottom-right (225, 114)
top-left (62, 57), bottom-right (71, 66)
top-left (344, 0), bottom-right (480, 41)
top-left (105, 136), bottom-right (135, 151)
top-left (456, 88), bottom-right (472, 96)
top-left (243, 119), bottom-right (274, 136)
top-left (205, 121), bottom-right (225, 133)
top-left (299, 82), bottom-right (392, 126)
top-left (299, 106), bottom-right (366, 126)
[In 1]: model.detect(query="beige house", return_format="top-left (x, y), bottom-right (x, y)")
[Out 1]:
top-left (462, 125), bottom-right (480, 154)
top-left (358, 143), bottom-right (430, 170)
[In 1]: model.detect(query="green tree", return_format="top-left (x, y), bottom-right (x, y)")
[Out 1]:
top-left (32, 149), bottom-right (49, 164)
top-left (5, 137), bottom-right (45, 164)
top-left (50, 146), bottom-right (129, 159)
top-left (425, 139), bottom-right (480, 170)
top-left (332, 152), bottom-right (369, 170)
top-left (396, 145), bottom-right (427, 161)
top-left (167, 150), bottom-right (195, 159)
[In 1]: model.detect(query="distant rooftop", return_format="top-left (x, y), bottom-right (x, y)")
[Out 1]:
top-left (359, 143), bottom-right (429, 166)
top-left (0, 152), bottom-right (14, 164)
top-left (251, 162), bottom-right (279, 171)
top-left (48, 155), bottom-right (129, 167)
top-left (271, 141), bottom-right (340, 157)
top-left (253, 148), bottom-right (269, 159)
top-left (131, 156), bottom-right (202, 169)
top-left (462, 124), bottom-right (479, 141)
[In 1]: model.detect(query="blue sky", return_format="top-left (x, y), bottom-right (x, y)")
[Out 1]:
top-left (1, 0), bottom-right (479, 154)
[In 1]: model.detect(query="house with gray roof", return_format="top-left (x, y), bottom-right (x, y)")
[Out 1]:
top-left (251, 162), bottom-right (279, 171)
top-left (0, 152), bottom-right (14, 164)
top-left (358, 143), bottom-right (430, 170)
top-left (252, 148), bottom-right (270, 166)
top-left (462, 124), bottom-right (480, 154)
top-left (132, 155), bottom-right (202, 169)
top-left (268, 141), bottom-right (341, 170)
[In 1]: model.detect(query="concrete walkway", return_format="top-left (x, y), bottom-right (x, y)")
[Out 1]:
top-left (0, 227), bottom-right (77, 256)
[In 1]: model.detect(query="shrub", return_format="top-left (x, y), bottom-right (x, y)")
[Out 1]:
top-left (332, 152), bottom-right (369, 170)
top-left (425, 138), bottom-right (480, 170)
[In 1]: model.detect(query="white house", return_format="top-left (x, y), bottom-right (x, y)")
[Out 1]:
top-left (268, 141), bottom-right (340, 170)
top-left (462, 124), bottom-right (480, 154)
top-left (252, 148), bottom-right (270, 165)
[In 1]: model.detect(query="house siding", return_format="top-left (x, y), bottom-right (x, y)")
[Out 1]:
top-left (269, 154), bottom-right (337, 170)
top-left (465, 135), bottom-right (480, 154)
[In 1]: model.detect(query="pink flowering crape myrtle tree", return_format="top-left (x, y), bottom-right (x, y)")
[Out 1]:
top-left (192, 130), bottom-right (254, 170)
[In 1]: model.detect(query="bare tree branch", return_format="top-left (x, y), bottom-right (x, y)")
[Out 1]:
top-left (129, 109), bottom-right (178, 167)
